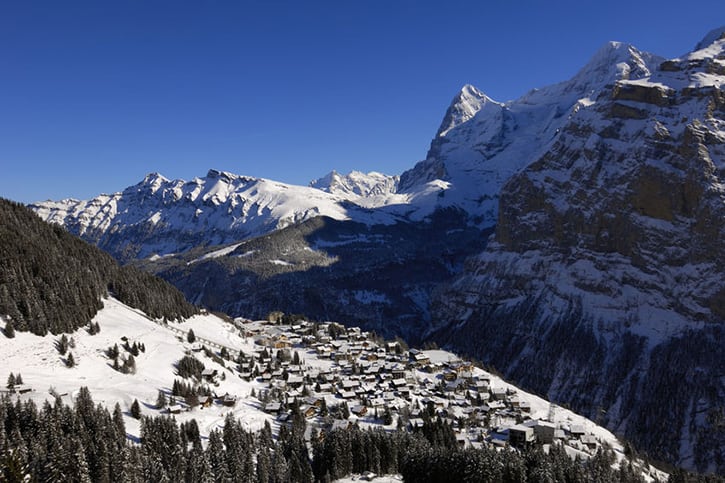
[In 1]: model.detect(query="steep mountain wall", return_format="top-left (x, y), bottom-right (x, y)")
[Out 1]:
top-left (430, 30), bottom-right (725, 473)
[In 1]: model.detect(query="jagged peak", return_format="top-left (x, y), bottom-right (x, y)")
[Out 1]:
top-left (206, 169), bottom-right (240, 181)
top-left (574, 41), bottom-right (654, 84)
top-left (141, 172), bottom-right (169, 185)
top-left (694, 26), bottom-right (725, 51)
top-left (436, 84), bottom-right (499, 137)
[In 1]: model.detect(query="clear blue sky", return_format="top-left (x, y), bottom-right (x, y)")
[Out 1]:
top-left (1, 1), bottom-right (723, 203)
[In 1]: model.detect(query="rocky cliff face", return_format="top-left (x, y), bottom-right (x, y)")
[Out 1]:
top-left (430, 28), bottom-right (725, 473)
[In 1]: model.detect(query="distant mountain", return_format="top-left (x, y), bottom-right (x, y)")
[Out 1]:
top-left (429, 27), bottom-right (725, 473)
top-left (309, 170), bottom-right (399, 200)
top-left (32, 169), bottom-right (404, 262)
top-left (0, 198), bottom-right (196, 334)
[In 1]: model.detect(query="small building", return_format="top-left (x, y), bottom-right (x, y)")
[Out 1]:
top-left (264, 402), bottom-right (282, 414)
top-left (301, 405), bottom-right (317, 418)
top-left (351, 405), bottom-right (367, 417)
top-left (168, 404), bottom-right (183, 414)
top-left (222, 394), bottom-right (237, 406)
top-left (201, 368), bottom-right (218, 382)
top-left (508, 424), bottom-right (535, 447)
top-left (198, 396), bottom-right (213, 408)
top-left (570, 425), bottom-right (586, 438)
top-left (532, 420), bottom-right (556, 444)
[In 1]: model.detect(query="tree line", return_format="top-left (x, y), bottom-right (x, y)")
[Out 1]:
top-left (4, 387), bottom-right (719, 482)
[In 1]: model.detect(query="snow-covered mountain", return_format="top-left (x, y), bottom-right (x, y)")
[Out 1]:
top-left (32, 169), bottom-right (403, 261)
top-left (309, 170), bottom-right (399, 199)
top-left (429, 27), bottom-right (725, 473)
top-left (398, 42), bottom-right (664, 225)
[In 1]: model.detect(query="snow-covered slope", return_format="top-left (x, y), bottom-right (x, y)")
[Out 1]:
top-left (430, 28), bottom-right (725, 473)
top-left (32, 169), bottom-right (401, 261)
top-left (0, 298), bottom-right (665, 481)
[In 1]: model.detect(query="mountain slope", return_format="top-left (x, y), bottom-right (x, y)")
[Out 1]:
top-left (0, 198), bottom-right (196, 334)
top-left (429, 28), bottom-right (725, 473)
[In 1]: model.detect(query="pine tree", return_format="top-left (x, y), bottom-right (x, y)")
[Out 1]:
top-left (66, 352), bottom-right (76, 368)
top-left (6, 373), bottom-right (15, 389)
top-left (57, 334), bottom-right (69, 355)
top-left (4, 320), bottom-right (15, 338)
top-left (156, 390), bottom-right (167, 409)
top-left (131, 399), bottom-right (141, 419)
top-left (14, 373), bottom-right (22, 385)
top-left (187, 329), bottom-right (196, 344)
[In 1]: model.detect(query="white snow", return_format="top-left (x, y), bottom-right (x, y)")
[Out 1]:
top-left (188, 242), bottom-right (243, 264)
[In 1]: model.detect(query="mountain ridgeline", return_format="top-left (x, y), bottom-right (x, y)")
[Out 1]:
top-left (27, 27), bottom-right (725, 473)
top-left (0, 198), bottom-right (196, 335)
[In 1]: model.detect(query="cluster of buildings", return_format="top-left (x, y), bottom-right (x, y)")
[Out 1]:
top-left (194, 318), bottom-right (609, 458)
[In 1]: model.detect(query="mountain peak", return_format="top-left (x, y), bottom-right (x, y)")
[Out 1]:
top-left (309, 170), bottom-right (399, 198)
top-left (142, 172), bottom-right (169, 185)
top-left (436, 84), bottom-right (497, 137)
top-left (694, 25), bottom-right (725, 51)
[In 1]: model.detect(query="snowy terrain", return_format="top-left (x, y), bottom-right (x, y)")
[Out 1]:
top-left (0, 297), bottom-right (665, 481)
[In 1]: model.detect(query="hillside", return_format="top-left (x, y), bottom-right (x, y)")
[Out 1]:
top-left (0, 297), bottom-right (666, 482)
top-left (0, 198), bottom-right (196, 335)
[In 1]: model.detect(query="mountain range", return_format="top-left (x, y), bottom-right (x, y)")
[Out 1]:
top-left (29, 26), bottom-right (725, 473)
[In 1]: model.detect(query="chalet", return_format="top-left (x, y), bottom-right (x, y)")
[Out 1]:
top-left (201, 368), bottom-right (218, 382)
top-left (570, 425), bottom-right (586, 438)
top-left (222, 394), bottom-right (237, 406)
top-left (304, 396), bottom-right (323, 408)
top-left (581, 434), bottom-right (598, 449)
top-left (318, 383), bottom-right (333, 393)
top-left (264, 402), bottom-right (282, 414)
top-left (391, 378), bottom-right (407, 388)
top-left (11, 385), bottom-right (32, 394)
top-left (168, 404), bottom-right (183, 414)
top-left (341, 379), bottom-right (361, 390)
top-left (273, 338), bottom-right (292, 349)
top-left (508, 424), bottom-right (535, 447)
top-left (198, 396), bottom-right (213, 408)
top-left (491, 388), bottom-right (507, 400)
top-left (412, 353), bottom-right (430, 366)
top-left (301, 405), bottom-right (317, 418)
top-left (190, 342), bottom-right (204, 352)
top-left (286, 375), bottom-right (304, 388)
top-left (351, 405), bottom-right (367, 417)
top-left (339, 390), bottom-right (356, 399)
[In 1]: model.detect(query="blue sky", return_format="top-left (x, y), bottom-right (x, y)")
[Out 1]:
top-left (1, 1), bottom-right (723, 203)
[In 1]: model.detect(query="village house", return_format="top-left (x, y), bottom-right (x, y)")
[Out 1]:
top-left (508, 424), bottom-right (535, 447)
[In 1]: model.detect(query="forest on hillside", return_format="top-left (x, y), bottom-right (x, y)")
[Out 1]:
top-left (0, 198), bottom-right (196, 335)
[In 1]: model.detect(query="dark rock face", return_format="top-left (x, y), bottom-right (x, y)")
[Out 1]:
top-left (430, 35), bottom-right (725, 473)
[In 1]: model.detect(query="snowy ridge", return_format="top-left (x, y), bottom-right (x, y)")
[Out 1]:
top-left (32, 169), bottom-right (403, 261)
top-left (309, 170), bottom-right (399, 199)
